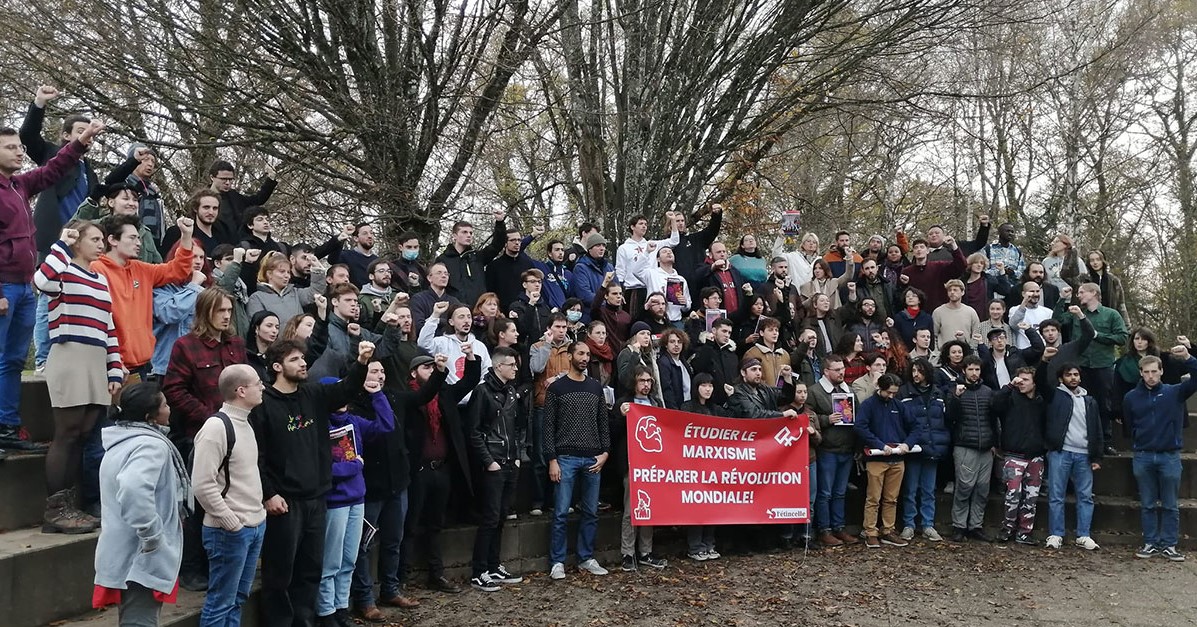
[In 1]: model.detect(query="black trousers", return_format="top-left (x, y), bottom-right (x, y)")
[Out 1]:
top-left (1081, 366), bottom-right (1116, 441)
top-left (624, 287), bottom-right (647, 318)
top-left (472, 462), bottom-right (519, 577)
top-left (176, 437), bottom-right (208, 580)
top-left (260, 497), bottom-right (327, 627)
top-left (399, 464), bottom-right (451, 582)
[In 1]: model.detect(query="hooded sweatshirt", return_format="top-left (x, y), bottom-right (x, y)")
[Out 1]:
top-left (327, 391), bottom-right (396, 508)
top-left (92, 246), bottom-right (194, 368)
top-left (250, 361), bottom-right (367, 501)
top-left (247, 281), bottom-right (316, 323)
top-left (95, 423), bottom-right (188, 594)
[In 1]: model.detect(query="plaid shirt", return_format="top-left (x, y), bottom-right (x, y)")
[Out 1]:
top-left (163, 333), bottom-right (248, 438)
top-left (984, 242), bottom-right (1025, 278)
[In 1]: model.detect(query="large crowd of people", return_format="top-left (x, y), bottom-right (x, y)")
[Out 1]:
top-left (1, 86), bottom-right (1196, 627)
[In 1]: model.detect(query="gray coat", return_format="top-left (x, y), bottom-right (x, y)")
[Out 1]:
top-left (94, 424), bottom-right (185, 594)
top-left (246, 281), bottom-right (316, 322)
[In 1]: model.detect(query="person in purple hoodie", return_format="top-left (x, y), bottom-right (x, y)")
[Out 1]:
top-left (316, 375), bottom-right (397, 627)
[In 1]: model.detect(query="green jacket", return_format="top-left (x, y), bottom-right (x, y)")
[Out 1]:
top-left (73, 198), bottom-right (163, 264)
top-left (1055, 301), bottom-right (1127, 369)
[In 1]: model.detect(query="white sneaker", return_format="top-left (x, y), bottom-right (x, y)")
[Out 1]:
top-left (578, 558), bottom-right (609, 576)
top-left (1075, 536), bottom-right (1100, 551)
top-left (706, 549), bottom-right (721, 560)
top-left (922, 527), bottom-right (943, 542)
top-left (1045, 535), bottom-right (1063, 549)
top-left (549, 562), bottom-right (565, 580)
top-left (899, 527), bottom-right (915, 541)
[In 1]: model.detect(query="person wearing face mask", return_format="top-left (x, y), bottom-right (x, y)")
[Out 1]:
top-left (36, 222), bottom-right (124, 534)
top-left (389, 231), bottom-right (429, 295)
top-left (92, 382), bottom-right (193, 626)
top-left (561, 299), bottom-right (587, 341)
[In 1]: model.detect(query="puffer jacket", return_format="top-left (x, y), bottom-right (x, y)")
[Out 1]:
top-left (465, 370), bottom-right (527, 467)
top-left (899, 382), bottom-right (950, 460)
top-left (946, 380), bottom-right (997, 450)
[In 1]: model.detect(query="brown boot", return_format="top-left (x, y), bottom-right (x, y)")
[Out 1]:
top-left (43, 490), bottom-right (98, 534)
top-left (66, 487), bottom-right (100, 527)
top-left (834, 529), bottom-right (861, 545)
top-left (819, 531), bottom-right (844, 547)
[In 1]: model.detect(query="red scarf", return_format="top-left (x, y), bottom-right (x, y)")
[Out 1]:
top-left (586, 337), bottom-right (617, 378)
top-left (905, 306), bottom-right (921, 318)
top-left (410, 377), bottom-right (442, 440)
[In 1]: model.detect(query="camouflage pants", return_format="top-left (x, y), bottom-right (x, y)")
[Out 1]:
top-left (1001, 455), bottom-right (1044, 535)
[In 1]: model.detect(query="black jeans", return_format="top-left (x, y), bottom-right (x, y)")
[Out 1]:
top-left (472, 462), bottom-right (519, 577)
top-left (399, 463), bottom-right (451, 582)
top-left (260, 497), bottom-right (327, 627)
top-left (1081, 366), bottom-right (1116, 441)
top-left (176, 436), bottom-right (208, 580)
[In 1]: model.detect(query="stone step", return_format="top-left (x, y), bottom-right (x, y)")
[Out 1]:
top-left (0, 453), bottom-right (47, 531)
top-left (53, 586), bottom-right (261, 627)
top-left (1092, 453), bottom-right (1197, 500)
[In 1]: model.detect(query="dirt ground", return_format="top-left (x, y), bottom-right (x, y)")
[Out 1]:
top-left (387, 540), bottom-right (1197, 627)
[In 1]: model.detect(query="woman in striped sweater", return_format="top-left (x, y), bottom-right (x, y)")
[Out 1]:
top-left (34, 220), bottom-right (124, 534)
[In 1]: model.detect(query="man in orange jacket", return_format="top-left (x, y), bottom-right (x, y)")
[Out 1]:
top-left (93, 215), bottom-right (196, 377)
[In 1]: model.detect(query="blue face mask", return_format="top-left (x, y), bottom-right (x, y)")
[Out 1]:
top-left (566, 310), bottom-right (582, 323)
top-left (402, 249), bottom-right (419, 261)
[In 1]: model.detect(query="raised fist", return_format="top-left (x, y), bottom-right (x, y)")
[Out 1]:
top-left (462, 342), bottom-right (474, 359)
top-left (313, 293), bottom-right (328, 311)
top-left (492, 208), bottom-right (507, 222)
top-left (191, 270), bottom-right (206, 285)
top-left (357, 341), bottom-right (376, 363)
top-left (176, 217), bottom-right (194, 236)
top-left (434, 353), bottom-right (449, 370)
top-left (381, 312), bottom-right (399, 326)
top-left (347, 323), bottom-right (361, 337)
top-left (711, 204), bottom-right (723, 214)
top-left (60, 228), bottom-right (79, 246)
top-left (245, 249), bottom-right (262, 264)
top-left (955, 384), bottom-right (965, 397)
top-left (943, 236), bottom-right (957, 248)
top-left (339, 224), bottom-right (355, 241)
top-left (979, 214), bottom-right (990, 225)
top-left (1068, 305), bottom-right (1082, 317)
top-left (79, 120), bottom-right (106, 146)
top-left (1043, 346), bottom-right (1059, 360)
top-left (432, 300), bottom-right (450, 315)
top-left (34, 85), bottom-right (60, 107)
top-left (532, 225), bottom-right (545, 236)
top-left (364, 379), bottom-right (383, 394)
top-left (899, 274), bottom-right (910, 285)
top-left (602, 271), bottom-right (615, 286)
top-left (233, 247), bottom-right (247, 262)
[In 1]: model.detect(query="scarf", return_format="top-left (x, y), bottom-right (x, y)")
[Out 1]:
top-left (410, 377), bottom-right (442, 440)
top-left (586, 336), bottom-right (617, 367)
top-left (122, 422), bottom-right (194, 520)
top-left (905, 306), bottom-right (921, 318)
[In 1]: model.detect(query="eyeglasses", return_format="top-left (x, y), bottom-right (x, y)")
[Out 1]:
top-left (496, 361), bottom-right (517, 369)
top-left (636, 378), bottom-right (654, 383)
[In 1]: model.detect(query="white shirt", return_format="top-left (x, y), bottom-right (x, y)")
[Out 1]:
top-left (1008, 304), bottom-right (1053, 349)
top-left (615, 230), bottom-right (680, 289)
top-left (637, 265), bottom-right (690, 321)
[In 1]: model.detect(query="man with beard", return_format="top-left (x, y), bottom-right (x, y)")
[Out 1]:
top-left (692, 242), bottom-right (750, 317)
top-left (209, 159), bottom-right (278, 240)
top-left (485, 226), bottom-right (538, 310)
top-left (104, 144), bottom-right (166, 247)
top-left (341, 223), bottom-right (378, 288)
top-left (670, 205), bottom-right (723, 292)
top-left (1057, 282), bottom-right (1128, 455)
top-left (436, 210), bottom-right (506, 309)
top-left (417, 301), bottom-right (493, 400)
top-left (359, 259), bottom-right (396, 330)
top-left (161, 189), bottom-right (231, 254)
top-left (759, 257), bottom-right (801, 346)
top-left (853, 258), bottom-right (896, 323)
top-left (251, 339), bottom-right (373, 627)
top-left (1006, 261), bottom-right (1061, 310)
top-left (823, 231), bottom-right (863, 279)
top-left (1009, 281), bottom-right (1054, 350)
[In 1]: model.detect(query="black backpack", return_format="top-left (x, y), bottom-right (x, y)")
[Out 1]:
top-left (187, 411), bottom-right (237, 498)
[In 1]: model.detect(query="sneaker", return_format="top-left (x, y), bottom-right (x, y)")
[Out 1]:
top-left (621, 554), bottom-right (637, 572)
top-left (505, 513), bottom-right (517, 520)
top-left (1162, 547), bottom-right (1186, 562)
top-left (0, 425), bottom-right (48, 452)
top-left (996, 529), bottom-right (1013, 543)
top-left (638, 553), bottom-right (667, 569)
top-left (1073, 536), bottom-right (1098, 551)
top-left (470, 574), bottom-right (500, 592)
top-left (687, 551), bottom-right (709, 561)
top-left (1135, 544), bottom-right (1159, 559)
top-left (549, 562), bottom-right (566, 580)
top-left (578, 558), bottom-right (609, 575)
top-left (35, 363), bottom-right (45, 374)
top-left (530, 508), bottom-right (544, 516)
top-left (880, 533), bottom-right (909, 547)
top-left (706, 549), bottom-right (721, 560)
top-left (865, 535), bottom-right (881, 548)
top-left (1015, 533), bottom-right (1037, 546)
top-left (489, 565), bottom-right (523, 584)
top-left (899, 527), bottom-right (915, 541)
top-left (1045, 535), bottom-right (1063, 549)
top-left (943, 481), bottom-right (955, 494)
top-left (922, 527), bottom-right (943, 542)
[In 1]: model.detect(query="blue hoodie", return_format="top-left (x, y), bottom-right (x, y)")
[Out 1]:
top-left (325, 388), bottom-right (397, 508)
top-left (1122, 357), bottom-right (1197, 453)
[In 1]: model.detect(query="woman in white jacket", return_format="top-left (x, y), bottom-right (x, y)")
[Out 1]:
top-left (774, 232), bottom-right (821, 288)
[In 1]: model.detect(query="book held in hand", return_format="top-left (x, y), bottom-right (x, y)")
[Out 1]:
top-left (831, 392), bottom-right (855, 426)
top-left (665, 279), bottom-right (686, 306)
top-left (330, 424), bottom-right (360, 463)
top-left (705, 308), bottom-right (727, 333)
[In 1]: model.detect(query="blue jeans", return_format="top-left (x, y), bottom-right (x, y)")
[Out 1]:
top-left (33, 292), bottom-right (49, 367)
top-left (0, 283), bottom-right (36, 427)
top-left (201, 523), bottom-right (265, 627)
top-left (351, 491), bottom-right (407, 607)
top-left (549, 455), bottom-right (600, 565)
top-left (319, 503), bottom-right (364, 616)
top-left (902, 456), bottom-right (938, 529)
top-left (1047, 450), bottom-right (1095, 538)
top-left (1133, 451), bottom-right (1182, 548)
top-left (816, 451), bottom-right (853, 531)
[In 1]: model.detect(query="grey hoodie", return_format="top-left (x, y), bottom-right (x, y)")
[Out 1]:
top-left (94, 423), bottom-right (189, 594)
top-left (247, 281), bottom-right (316, 323)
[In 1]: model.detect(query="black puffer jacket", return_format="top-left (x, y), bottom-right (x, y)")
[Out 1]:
top-left (990, 386), bottom-right (1048, 458)
top-left (465, 370), bottom-right (527, 467)
top-left (898, 382), bottom-right (950, 460)
top-left (946, 381), bottom-right (997, 450)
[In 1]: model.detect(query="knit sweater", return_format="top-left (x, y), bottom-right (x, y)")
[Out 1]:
top-left (542, 375), bottom-right (610, 459)
top-left (33, 241), bottom-right (123, 382)
top-left (932, 303), bottom-right (980, 349)
top-left (192, 403), bottom-right (267, 531)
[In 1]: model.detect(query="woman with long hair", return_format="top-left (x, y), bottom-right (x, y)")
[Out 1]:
top-left (1081, 250), bottom-right (1131, 324)
top-left (934, 339), bottom-right (973, 394)
top-left (245, 310), bottom-right (280, 381)
top-left (730, 234), bottom-right (768, 286)
top-left (92, 382), bottom-right (192, 625)
top-left (472, 291), bottom-right (501, 336)
top-left (833, 333), bottom-right (868, 384)
top-left (246, 252), bottom-right (316, 322)
top-left (898, 358), bottom-right (949, 542)
top-left (733, 293), bottom-right (769, 353)
top-left (151, 240), bottom-right (209, 377)
top-left (35, 222), bottom-right (123, 534)
top-left (961, 252), bottom-right (1011, 320)
top-left (282, 313), bottom-right (317, 343)
top-left (893, 288), bottom-right (933, 349)
top-left (800, 258), bottom-right (854, 310)
top-left (1042, 234), bottom-right (1084, 293)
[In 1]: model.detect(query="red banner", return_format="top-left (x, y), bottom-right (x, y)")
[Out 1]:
top-left (626, 404), bottom-right (810, 525)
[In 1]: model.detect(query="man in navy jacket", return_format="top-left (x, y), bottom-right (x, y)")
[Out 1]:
top-left (854, 373), bottom-right (922, 548)
top-left (1039, 360), bottom-right (1103, 551)
top-left (1123, 343), bottom-right (1197, 562)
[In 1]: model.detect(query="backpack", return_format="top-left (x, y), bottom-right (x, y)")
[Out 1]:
top-left (187, 411), bottom-right (237, 498)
